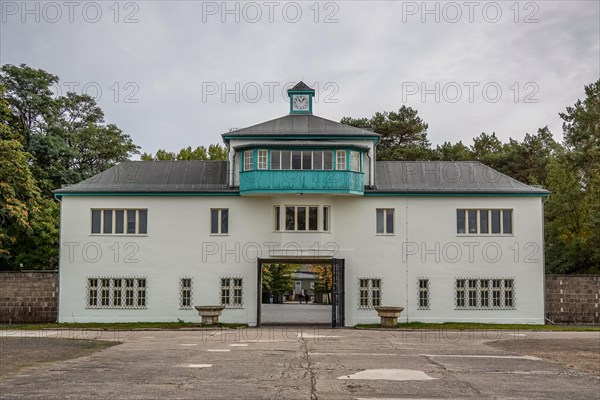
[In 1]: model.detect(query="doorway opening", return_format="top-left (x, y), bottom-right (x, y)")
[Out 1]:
top-left (257, 258), bottom-right (345, 327)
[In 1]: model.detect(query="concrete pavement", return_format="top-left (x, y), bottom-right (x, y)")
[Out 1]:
top-left (260, 303), bottom-right (331, 325)
top-left (1, 328), bottom-right (599, 399)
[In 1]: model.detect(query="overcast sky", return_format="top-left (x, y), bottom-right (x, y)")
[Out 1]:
top-left (1, 1), bottom-right (598, 155)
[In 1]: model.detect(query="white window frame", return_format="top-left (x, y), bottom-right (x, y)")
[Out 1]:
top-left (455, 278), bottom-right (515, 310)
top-left (336, 150), bottom-right (346, 171)
top-left (350, 150), bottom-right (360, 172)
top-left (284, 205), bottom-right (320, 232)
top-left (91, 209), bottom-right (148, 235)
top-left (180, 278), bottom-right (193, 309)
top-left (257, 149), bottom-right (268, 170)
top-left (418, 278), bottom-right (430, 310)
top-left (221, 277), bottom-right (243, 308)
top-left (210, 208), bottom-right (229, 235)
top-left (244, 150), bottom-right (253, 171)
top-left (322, 205), bottom-right (331, 232)
top-left (376, 208), bottom-right (395, 235)
top-left (86, 277), bottom-right (147, 309)
top-left (358, 278), bottom-right (382, 309)
top-left (456, 209), bottom-right (513, 235)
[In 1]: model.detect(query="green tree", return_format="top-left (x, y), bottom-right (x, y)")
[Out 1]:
top-left (545, 80), bottom-right (600, 274)
top-left (560, 80), bottom-right (599, 185)
top-left (0, 64), bottom-right (58, 147)
top-left (141, 144), bottom-right (227, 161)
top-left (0, 140), bottom-right (42, 266)
top-left (1, 64), bottom-right (139, 269)
top-left (208, 144), bottom-right (228, 160)
top-left (342, 106), bottom-right (431, 160)
top-left (1, 65), bottom-right (139, 193)
top-left (262, 264), bottom-right (297, 302)
top-left (502, 127), bottom-right (560, 185)
top-left (431, 141), bottom-right (473, 161)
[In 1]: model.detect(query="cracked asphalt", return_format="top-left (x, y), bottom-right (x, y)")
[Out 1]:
top-left (0, 328), bottom-right (599, 399)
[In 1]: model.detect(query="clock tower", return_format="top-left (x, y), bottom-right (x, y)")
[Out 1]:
top-left (287, 81), bottom-right (315, 115)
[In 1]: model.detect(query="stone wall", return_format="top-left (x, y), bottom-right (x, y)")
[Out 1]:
top-left (0, 271), bottom-right (58, 323)
top-left (546, 275), bottom-right (600, 325)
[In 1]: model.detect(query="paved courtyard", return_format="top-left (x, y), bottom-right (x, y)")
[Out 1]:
top-left (1, 328), bottom-right (599, 399)
top-left (260, 303), bottom-right (331, 325)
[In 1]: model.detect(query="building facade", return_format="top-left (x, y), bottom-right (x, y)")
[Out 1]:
top-left (55, 82), bottom-right (548, 326)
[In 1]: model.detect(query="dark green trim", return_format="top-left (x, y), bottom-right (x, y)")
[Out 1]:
top-left (234, 143), bottom-right (369, 151)
top-left (364, 192), bottom-right (549, 197)
top-left (56, 192), bottom-right (241, 197)
top-left (222, 135), bottom-right (379, 141)
top-left (240, 189), bottom-right (364, 195)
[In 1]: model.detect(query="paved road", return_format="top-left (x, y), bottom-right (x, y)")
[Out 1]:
top-left (1, 328), bottom-right (599, 399)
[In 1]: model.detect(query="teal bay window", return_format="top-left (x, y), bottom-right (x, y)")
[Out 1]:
top-left (240, 148), bottom-right (365, 194)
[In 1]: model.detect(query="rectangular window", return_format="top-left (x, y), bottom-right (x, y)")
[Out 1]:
top-left (323, 206), bottom-right (330, 232)
top-left (101, 278), bottom-right (110, 306)
top-left (479, 210), bottom-right (489, 234)
top-left (292, 151), bottom-right (302, 170)
top-left (308, 207), bottom-right (318, 231)
top-left (244, 150), bottom-right (253, 171)
top-left (297, 207), bottom-right (306, 230)
top-left (418, 279), bottom-right (430, 309)
top-left (455, 278), bottom-right (515, 309)
top-left (281, 151), bottom-right (291, 169)
top-left (138, 210), bottom-right (147, 234)
top-left (480, 279), bottom-right (489, 307)
top-left (88, 279), bottom-right (98, 306)
top-left (302, 151), bottom-right (312, 170)
top-left (87, 277), bottom-right (147, 309)
top-left (274, 206), bottom-right (281, 231)
top-left (312, 151), bottom-right (323, 170)
top-left (456, 210), bottom-right (466, 234)
top-left (457, 209), bottom-right (513, 235)
top-left (358, 278), bottom-right (382, 309)
top-left (491, 210), bottom-right (501, 234)
top-left (323, 151), bottom-right (333, 170)
top-left (257, 149), bottom-right (268, 170)
top-left (180, 278), bottom-right (192, 309)
top-left (336, 150), bottom-right (346, 170)
top-left (502, 210), bottom-right (512, 234)
top-left (504, 279), bottom-right (514, 307)
top-left (91, 209), bottom-right (147, 235)
top-left (211, 209), bottom-right (229, 234)
top-left (103, 210), bottom-right (112, 234)
top-left (350, 151), bottom-right (360, 172)
top-left (271, 150), bottom-right (281, 170)
top-left (115, 210), bottom-right (124, 234)
top-left (286, 207), bottom-right (295, 230)
top-left (468, 279), bottom-right (478, 307)
top-left (376, 209), bottom-right (394, 234)
top-left (283, 206), bottom-right (325, 232)
top-left (127, 210), bottom-right (136, 234)
top-left (137, 279), bottom-right (146, 307)
top-left (456, 279), bottom-right (466, 308)
top-left (91, 210), bottom-right (101, 234)
top-left (221, 277), bottom-right (243, 308)
top-left (113, 279), bottom-right (122, 307)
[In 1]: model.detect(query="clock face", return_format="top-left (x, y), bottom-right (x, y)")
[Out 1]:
top-left (293, 95), bottom-right (309, 110)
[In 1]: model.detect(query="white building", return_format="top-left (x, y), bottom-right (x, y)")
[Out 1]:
top-left (55, 82), bottom-right (549, 326)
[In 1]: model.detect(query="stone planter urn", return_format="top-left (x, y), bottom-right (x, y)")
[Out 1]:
top-left (194, 305), bottom-right (226, 324)
top-left (374, 306), bottom-right (404, 327)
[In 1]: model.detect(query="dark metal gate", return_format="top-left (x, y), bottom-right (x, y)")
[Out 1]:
top-left (331, 258), bottom-right (345, 328)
